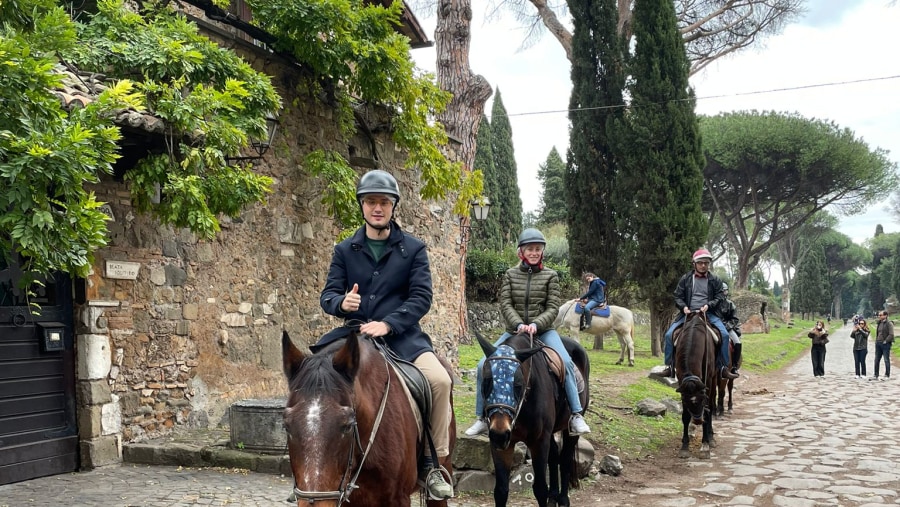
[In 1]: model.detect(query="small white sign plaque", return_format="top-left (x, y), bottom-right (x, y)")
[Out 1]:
top-left (106, 260), bottom-right (141, 280)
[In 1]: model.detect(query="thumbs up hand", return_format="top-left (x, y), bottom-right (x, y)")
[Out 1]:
top-left (341, 283), bottom-right (361, 313)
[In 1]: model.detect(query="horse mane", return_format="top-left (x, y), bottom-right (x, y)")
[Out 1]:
top-left (287, 338), bottom-right (352, 395)
top-left (554, 300), bottom-right (575, 328)
top-left (677, 314), bottom-right (704, 378)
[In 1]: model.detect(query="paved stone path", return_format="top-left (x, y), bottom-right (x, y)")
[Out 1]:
top-left (2, 322), bottom-right (898, 506)
top-left (624, 321), bottom-right (900, 507)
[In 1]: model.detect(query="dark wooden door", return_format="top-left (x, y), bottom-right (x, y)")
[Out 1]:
top-left (0, 259), bottom-right (77, 485)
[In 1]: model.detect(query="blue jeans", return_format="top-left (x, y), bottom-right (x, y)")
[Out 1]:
top-left (664, 314), bottom-right (730, 370)
top-left (584, 300), bottom-right (601, 314)
top-left (874, 342), bottom-right (892, 378)
top-left (475, 330), bottom-right (583, 417)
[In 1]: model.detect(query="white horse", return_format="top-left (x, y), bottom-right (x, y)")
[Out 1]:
top-left (554, 299), bottom-right (636, 366)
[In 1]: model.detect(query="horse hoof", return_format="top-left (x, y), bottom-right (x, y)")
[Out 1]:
top-left (700, 449), bottom-right (710, 459)
top-left (678, 449), bottom-right (690, 459)
top-left (615, 360), bottom-right (623, 365)
top-left (628, 362), bottom-right (635, 367)
top-left (710, 438), bottom-right (717, 448)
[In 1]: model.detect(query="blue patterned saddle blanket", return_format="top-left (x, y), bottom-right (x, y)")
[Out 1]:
top-left (574, 302), bottom-right (610, 318)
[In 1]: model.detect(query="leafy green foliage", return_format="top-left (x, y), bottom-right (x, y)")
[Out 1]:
top-left (65, 0), bottom-right (281, 239)
top-left (701, 111), bottom-right (898, 287)
top-left (536, 147), bottom-right (567, 226)
top-left (793, 245), bottom-right (829, 315)
top-left (565, 0), bottom-right (625, 283)
top-left (489, 91), bottom-right (523, 244)
top-left (246, 0), bottom-right (474, 220)
top-left (614, 0), bottom-right (706, 342)
top-left (0, 4), bottom-right (140, 278)
top-left (471, 114), bottom-right (503, 251)
top-left (465, 248), bottom-right (515, 301)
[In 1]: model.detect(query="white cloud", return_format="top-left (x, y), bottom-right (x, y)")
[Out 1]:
top-left (411, 0), bottom-right (900, 243)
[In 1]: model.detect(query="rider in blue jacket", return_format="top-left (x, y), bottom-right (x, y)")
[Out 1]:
top-left (578, 272), bottom-right (607, 330)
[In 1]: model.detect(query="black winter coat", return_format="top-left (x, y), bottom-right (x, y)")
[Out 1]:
top-left (673, 271), bottom-right (725, 317)
top-left (318, 223), bottom-right (434, 361)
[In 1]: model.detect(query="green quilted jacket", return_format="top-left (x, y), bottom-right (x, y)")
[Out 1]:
top-left (499, 263), bottom-right (561, 334)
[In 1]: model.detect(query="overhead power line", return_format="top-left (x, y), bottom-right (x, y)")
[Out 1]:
top-left (493, 74), bottom-right (900, 119)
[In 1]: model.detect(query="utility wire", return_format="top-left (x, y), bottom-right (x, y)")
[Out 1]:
top-left (493, 74), bottom-right (900, 119)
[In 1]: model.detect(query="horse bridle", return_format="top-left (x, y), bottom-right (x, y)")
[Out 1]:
top-left (287, 352), bottom-right (392, 505)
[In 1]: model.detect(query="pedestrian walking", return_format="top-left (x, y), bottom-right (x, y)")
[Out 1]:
top-left (808, 320), bottom-right (829, 377)
top-left (850, 318), bottom-right (870, 378)
top-left (872, 310), bottom-right (894, 381)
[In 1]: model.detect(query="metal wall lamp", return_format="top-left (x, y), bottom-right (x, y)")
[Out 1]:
top-left (226, 112), bottom-right (279, 162)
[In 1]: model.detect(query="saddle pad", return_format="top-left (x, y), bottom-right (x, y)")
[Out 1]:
top-left (575, 302), bottom-right (610, 318)
top-left (388, 363), bottom-right (424, 439)
top-left (540, 346), bottom-right (586, 394)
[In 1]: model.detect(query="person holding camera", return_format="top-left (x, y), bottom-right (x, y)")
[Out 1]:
top-left (850, 319), bottom-right (870, 379)
top-left (808, 321), bottom-right (829, 377)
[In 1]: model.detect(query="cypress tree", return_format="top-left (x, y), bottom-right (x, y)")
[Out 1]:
top-left (616, 0), bottom-right (707, 354)
top-left (565, 0), bottom-right (625, 282)
top-left (472, 114), bottom-right (503, 250)
top-left (793, 245), bottom-right (829, 317)
top-left (537, 147), bottom-right (567, 226)
top-left (490, 89), bottom-right (524, 244)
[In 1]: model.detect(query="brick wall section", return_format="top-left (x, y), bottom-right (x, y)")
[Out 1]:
top-left (76, 46), bottom-right (465, 445)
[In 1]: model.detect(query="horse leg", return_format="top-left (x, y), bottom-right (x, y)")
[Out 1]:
top-left (700, 409), bottom-right (713, 459)
top-left (615, 333), bottom-right (625, 365)
top-left (679, 410), bottom-right (691, 458)
top-left (727, 380), bottom-right (734, 413)
top-left (716, 380), bottom-right (725, 418)
top-left (554, 434), bottom-right (579, 507)
top-left (620, 330), bottom-right (635, 367)
top-left (491, 447), bottom-right (515, 507)
top-left (529, 439), bottom-right (552, 507)
top-left (548, 436), bottom-right (561, 507)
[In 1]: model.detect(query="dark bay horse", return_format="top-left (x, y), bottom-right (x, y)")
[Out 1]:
top-left (674, 312), bottom-right (717, 459)
top-left (476, 332), bottom-right (589, 507)
top-left (716, 343), bottom-right (739, 417)
top-left (282, 330), bottom-right (455, 507)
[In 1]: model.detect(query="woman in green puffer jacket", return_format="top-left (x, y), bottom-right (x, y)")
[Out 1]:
top-left (464, 228), bottom-right (591, 437)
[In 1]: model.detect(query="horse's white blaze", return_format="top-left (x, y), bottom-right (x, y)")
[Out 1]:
top-left (300, 397), bottom-right (326, 486)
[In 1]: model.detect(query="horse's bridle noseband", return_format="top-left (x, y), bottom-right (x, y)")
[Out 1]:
top-left (287, 350), bottom-right (392, 505)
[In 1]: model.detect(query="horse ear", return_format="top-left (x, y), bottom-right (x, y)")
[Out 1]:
top-left (282, 330), bottom-right (307, 381)
top-left (474, 330), bottom-right (497, 357)
top-left (515, 346), bottom-right (544, 362)
top-left (333, 331), bottom-right (361, 380)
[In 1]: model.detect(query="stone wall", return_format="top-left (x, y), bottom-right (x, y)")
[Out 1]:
top-left (74, 32), bottom-right (465, 463)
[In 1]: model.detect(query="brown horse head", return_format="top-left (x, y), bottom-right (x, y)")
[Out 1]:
top-left (282, 330), bottom-right (421, 506)
top-left (475, 331), bottom-right (545, 450)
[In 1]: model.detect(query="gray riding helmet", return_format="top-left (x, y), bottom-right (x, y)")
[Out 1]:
top-left (356, 170), bottom-right (400, 205)
top-left (517, 228), bottom-right (546, 247)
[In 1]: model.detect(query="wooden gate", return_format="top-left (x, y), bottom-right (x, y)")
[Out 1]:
top-left (0, 258), bottom-right (77, 485)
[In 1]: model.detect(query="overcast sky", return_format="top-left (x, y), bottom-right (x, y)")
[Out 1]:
top-left (410, 0), bottom-right (900, 245)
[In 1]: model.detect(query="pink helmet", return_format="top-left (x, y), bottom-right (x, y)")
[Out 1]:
top-left (692, 248), bottom-right (712, 262)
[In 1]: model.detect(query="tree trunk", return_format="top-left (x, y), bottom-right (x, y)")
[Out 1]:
top-left (781, 285), bottom-right (792, 322)
top-left (649, 298), bottom-right (672, 358)
top-left (435, 0), bottom-right (493, 341)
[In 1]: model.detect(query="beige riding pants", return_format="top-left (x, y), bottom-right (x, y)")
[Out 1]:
top-left (414, 351), bottom-right (452, 457)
